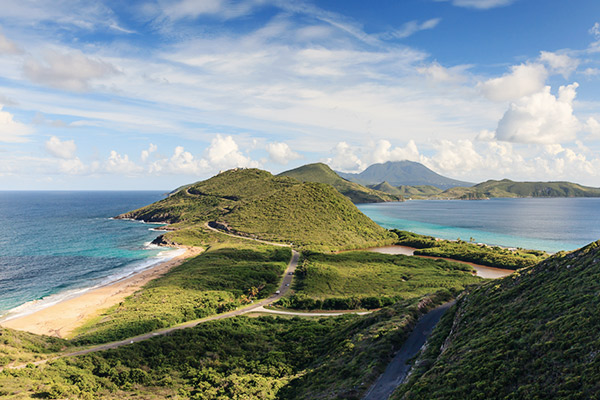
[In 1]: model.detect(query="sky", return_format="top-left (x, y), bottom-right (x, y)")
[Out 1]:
top-left (2, 0), bottom-right (600, 190)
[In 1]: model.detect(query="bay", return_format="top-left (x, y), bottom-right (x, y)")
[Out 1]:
top-left (357, 198), bottom-right (600, 253)
top-left (0, 191), bottom-right (173, 319)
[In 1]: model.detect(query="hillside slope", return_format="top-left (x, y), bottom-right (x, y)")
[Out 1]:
top-left (338, 161), bottom-right (472, 189)
top-left (395, 240), bottom-right (600, 399)
top-left (431, 179), bottom-right (600, 199)
top-left (118, 168), bottom-right (394, 251)
top-left (279, 163), bottom-right (401, 203)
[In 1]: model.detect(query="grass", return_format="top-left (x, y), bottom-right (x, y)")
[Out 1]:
top-left (119, 168), bottom-right (395, 251)
top-left (0, 328), bottom-right (70, 367)
top-left (393, 240), bottom-right (600, 399)
top-left (277, 251), bottom-right (481, 310)
top-left (72, 243), bottom-right (290, 344)
top-left (0, 292), bottom-right (455, 400)
top-left (393, 229), bottom-right (548, 270)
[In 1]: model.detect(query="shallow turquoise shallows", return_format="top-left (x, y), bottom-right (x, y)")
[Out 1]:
top-left (358, 197), bottom-right (600, 254)
top-left (0, 191), bottom-right (172, 319)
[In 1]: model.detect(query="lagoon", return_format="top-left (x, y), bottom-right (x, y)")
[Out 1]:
top-left (358, 197), bottom-right (600, 253)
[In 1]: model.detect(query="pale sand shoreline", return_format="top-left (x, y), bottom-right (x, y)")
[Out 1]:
top-left (0, 246), bottom-right (203, 338)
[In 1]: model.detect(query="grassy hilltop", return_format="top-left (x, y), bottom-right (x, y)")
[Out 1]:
top-left (394, 240), bottom-right (600, 399)
top-left (278, 162), bottom-right (402, 203)
top-left (118, 168), bottom-right (395, 251)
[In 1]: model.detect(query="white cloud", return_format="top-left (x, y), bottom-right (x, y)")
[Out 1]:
top-left (584, 117), bottom-right (600, 138)
top-left (494, 83), bottom-right (580, 144)
top-left (384, 18), bottom-right (441, 39)
top-left (367, 139), bottom-right (422, 165)
top-left (45, 136), bottom-right (76, 159)
top-left (150, 146), bottom-right (208, 175)
top-left (0, 106), bottom-right (32, 143)
top-left (105, 150), bottom-right (143, 174)
top-left (590, 22), bottom-right (600, 38)
top-left (325, 142), bottom-right (364, 172)
top-left (426, 139), bottom-right (483, 173)
top-left (141, 143), bottom-right (157, 162)
top-left (24, 50), bottom-right (117, 91)
top-left (582, 67), bottom-right (600, 76)
top-left (417, 62), bottom-right (469, 83)
top-left (0, 32), bottom-right (21, 54)
top-left (58, 157), bottom-right (86, 174)
top-left (441, 0), bottom-right (517, 9)
top-left (539, 51), bottom-right (579, 78)
top-left (206, 134), bottom-right (260, 170)
top-left (479, 63), bottom-right (548, 102)
top-left (266, 142), bottom-right (301, 164)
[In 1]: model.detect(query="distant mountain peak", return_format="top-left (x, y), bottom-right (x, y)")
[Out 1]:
top-left (337, 160), bottom-right (473, 190)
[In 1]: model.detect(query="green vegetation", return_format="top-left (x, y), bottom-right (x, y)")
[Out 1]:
top-left (0, 292), bottom-right (454, 400)
top-left (0, 328), bottom-right (70, 367)
top-left (119, 168), bottom-right (395, 251)
top-left (279, 162), bottom-right (402, 203)
top-left (395, 184), bottom-right (443, 198)
top-left (393, 230), bottom-right (548, 270)
top-left (393, 240), bottom-right (600, 399)
top-left (73, 243), bottom-right (290, 344)
top-left (277, 251), bottom-right (480, 310)
top-left (429, 178), bottom-right (600, 199)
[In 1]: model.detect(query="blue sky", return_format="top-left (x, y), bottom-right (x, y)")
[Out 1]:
top-left (1, 0), bottom-right (600, 189)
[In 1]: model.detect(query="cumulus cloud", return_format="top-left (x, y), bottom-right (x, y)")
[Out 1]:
top-left (539, 51), bottom-right (579, 78)
top-left (479, 63), bottom-right (548, 102)
top-left (493, 83), bottom-right (580, 144)
top-left (206, 134), bottom-right (260, 170)
top-left (384, 18), bottom-right (441, 39)
top-left (45, 136), bottom-right (77, 159)
top-left (141, 143), bottom-right (157, 162)
top-left (590, 22), bottom-right (600, 38)
top-left (24, 50), bottom-right (117, 91)
top-left (584, 117), bottom-right (600, 138)
top-left (0, 106), bottom-right (32, 143)
top-left (326, 142), bottom-right (364, 172)
top-left (266, 142), bottom-right (301, 164)
top-left (58, 157), bottom-right (86, 174)
top-left (426, 139), bottom-right (483, 173)
top-left (105, 150), bottom-right (143, 174)
top-left (0, 31), bottom-right (21, 54)
top-left (367, 139), bottom-right (421, 165)
top-left (150, 146), bottom-right (208, 175)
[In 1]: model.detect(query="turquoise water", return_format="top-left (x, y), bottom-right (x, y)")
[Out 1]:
top-left (357, 198), bottom-right (600, 253)
top-left (0, 191), bottom-right (175, 319)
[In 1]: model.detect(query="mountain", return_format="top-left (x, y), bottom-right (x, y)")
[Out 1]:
top-left (118, 168), bottom-right (395, 251)
top-left (394, 240), bottom-right (600, 399)
top-left (431, 179), bottom-right (600, 199)
top-left (337, 161), bottom-right (473, 189)
top-left (278, 163), bottom-right (402, 203)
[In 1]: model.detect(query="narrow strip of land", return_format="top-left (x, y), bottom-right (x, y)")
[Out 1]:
top-left (362, 301), bottom-right (455, 400)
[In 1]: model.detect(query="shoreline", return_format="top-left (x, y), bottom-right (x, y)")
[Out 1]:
top-left (0, 246), bottom-right (203, 338)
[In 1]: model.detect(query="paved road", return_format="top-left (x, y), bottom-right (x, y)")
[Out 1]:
top-left (362, 301), bottom-right (456, 400)
top-left (2, 249), bottom-right (299, 370)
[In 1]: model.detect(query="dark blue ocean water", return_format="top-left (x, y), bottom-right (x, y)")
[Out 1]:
top-left (0, 191), bottom-right (174, 319)
top-left (358, 198), bottom-right (600, 253)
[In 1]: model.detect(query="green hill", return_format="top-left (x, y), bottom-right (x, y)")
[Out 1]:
top-left (367, 181), bottom-right (403, 196)
top-left (431, 179), bottom-right (600, 199)
top-left (118, 168), bottom-right (395, 251)
top-left (395, 185), bottom-right (443, 198)
top-left (394, 240), bottom-right (600, 399)
top-left (279, 163), bottom-right (402, 203)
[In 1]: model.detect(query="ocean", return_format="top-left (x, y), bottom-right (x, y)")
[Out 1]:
top-left (358, 198), bottom-right (600, 253)
top-left (0, 191), bottom-right (179, 320)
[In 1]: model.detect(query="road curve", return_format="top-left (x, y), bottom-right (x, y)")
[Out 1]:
top-left (362, 301), bottom-right (456, 400)
top-left (2, 249), bottom-right (300, 370)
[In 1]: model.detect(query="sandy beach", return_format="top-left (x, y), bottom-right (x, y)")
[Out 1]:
top-left (0, 246), bottom-right (203, 338)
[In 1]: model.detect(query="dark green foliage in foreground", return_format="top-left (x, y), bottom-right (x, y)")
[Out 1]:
top-left (73, 244), bottom-right (289, 344)
top-left (277, 251), bottom-right (479, 310)
top-left (393, 240), bottom-right (600, 400)
top-left (278, 162), bottom-right (402, 203)
top-left (0, 328), bottom-right (69, 367)
top-left (0, 292), bottom-right (454, 400)
top-left (393, 230), bottom-right (548, 270)
top-left (119, 168), bottom-right (394, 251)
